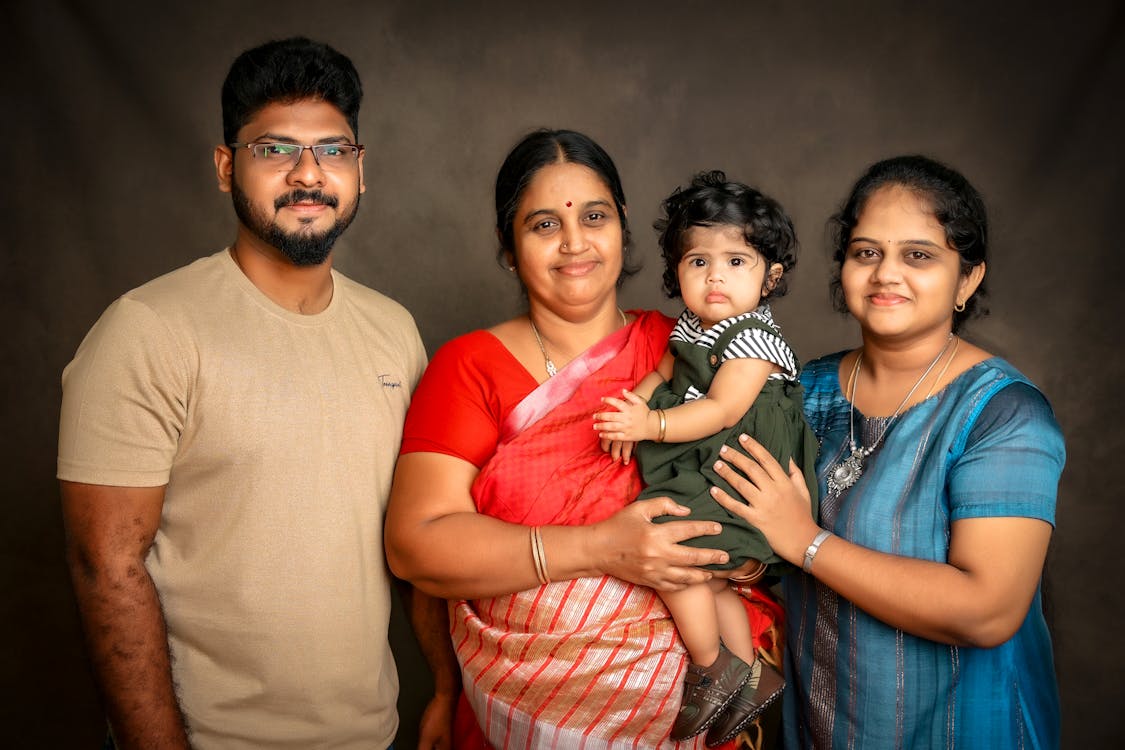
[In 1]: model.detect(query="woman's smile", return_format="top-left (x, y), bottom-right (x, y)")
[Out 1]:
top-left (554, 259), bottom-right (600, 276)
top-left (867, 291), bottom-right (908, 306)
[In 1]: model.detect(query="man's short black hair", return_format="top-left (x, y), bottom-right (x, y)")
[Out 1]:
top-left (221, 37), bottom-right (362, 144)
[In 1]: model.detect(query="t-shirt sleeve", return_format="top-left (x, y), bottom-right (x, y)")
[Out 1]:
top-left (400, 334), bottom-right (506, 468)
top-left (948, 381), bottom-right (1065, 525)
top-left (402, 316), bottom-right (428, 391)
top-left (58, 296), bottom-right (188, 486)
top-left (721, 326), bottom-right (799, 379)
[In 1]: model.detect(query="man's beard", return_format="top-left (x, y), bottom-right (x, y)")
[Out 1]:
top-left (231, 179), bottom-right (360, 267)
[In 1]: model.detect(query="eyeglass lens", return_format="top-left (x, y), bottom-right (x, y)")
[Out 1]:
top-left (247, 143), bottom-right (360, 170)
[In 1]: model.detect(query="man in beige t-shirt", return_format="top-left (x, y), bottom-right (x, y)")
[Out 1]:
top-left (58, 38), bottom-right (453, 750)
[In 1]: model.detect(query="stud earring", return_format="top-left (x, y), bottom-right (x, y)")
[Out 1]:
top-left (507, 265), bottom-right (516, 272)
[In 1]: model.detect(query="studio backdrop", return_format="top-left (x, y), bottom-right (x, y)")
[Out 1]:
top-left (4, 1), bottom-right (1122, 747)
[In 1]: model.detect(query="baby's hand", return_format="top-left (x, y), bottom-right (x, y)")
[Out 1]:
top-left (594, 389), bottom-right (653, 443)
top-left (599, 436), bottom-right (639, 464)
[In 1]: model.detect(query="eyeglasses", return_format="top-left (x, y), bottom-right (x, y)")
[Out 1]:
top-left (228, 141), bottom-right (364, 171)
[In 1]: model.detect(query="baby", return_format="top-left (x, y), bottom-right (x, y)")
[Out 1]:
top-left (595, 170), bottom-right (818, 744)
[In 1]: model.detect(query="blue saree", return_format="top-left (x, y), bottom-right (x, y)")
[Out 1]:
top-left (782, 353), bottom-right (1064, 750)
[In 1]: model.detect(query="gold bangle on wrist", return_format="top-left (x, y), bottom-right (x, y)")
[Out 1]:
top-left (530, 526), bottom-right (551, 585)
top-left (655, 409), bottom-right (667, 443)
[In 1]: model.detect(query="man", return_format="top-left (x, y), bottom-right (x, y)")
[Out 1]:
top-left (58, 37), bottom-right (447, 749)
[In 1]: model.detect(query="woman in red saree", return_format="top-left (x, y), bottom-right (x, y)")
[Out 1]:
top-left (386, 129), bottom-right (780, 749)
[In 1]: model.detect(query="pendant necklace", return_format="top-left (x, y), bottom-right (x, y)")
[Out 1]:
top-left (530, 309), bottom-right (628, 378)
top-left (826, 333), bottom-right (955, 494)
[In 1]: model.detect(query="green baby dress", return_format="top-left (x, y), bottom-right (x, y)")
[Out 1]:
top-left (637, 309), bottom-right (819, 573)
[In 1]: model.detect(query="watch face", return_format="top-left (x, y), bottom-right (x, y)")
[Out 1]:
top-left (803, 531), bottom-right (831, 572)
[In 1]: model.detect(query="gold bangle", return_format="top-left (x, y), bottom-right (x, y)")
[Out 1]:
top-left (530, 526), bottom-right (551, 585)
top-left (656, 409), bottom-right (667, 443)
top-left (535, 527), bottom-right (551, 585)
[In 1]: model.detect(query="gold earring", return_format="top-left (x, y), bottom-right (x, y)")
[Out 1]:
top-left (954, 300), bottom-right (966, 312)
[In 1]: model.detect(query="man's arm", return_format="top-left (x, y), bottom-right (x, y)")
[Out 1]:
top-left (402, 586), bottom-right (460, 750)
top-left (61, 481), bottom-right (190, 750)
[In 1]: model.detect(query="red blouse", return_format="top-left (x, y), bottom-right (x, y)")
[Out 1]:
top-left (401, 311), bottom-right (674, 468)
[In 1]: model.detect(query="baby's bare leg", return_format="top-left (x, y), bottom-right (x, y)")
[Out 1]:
top-left (710, 578), bottom-right (755, 665)
top-left (660, 582), bottom-right (720, 666)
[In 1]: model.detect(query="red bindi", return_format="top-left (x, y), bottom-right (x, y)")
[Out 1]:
top-left (566, 201), bottom-right (572, 207)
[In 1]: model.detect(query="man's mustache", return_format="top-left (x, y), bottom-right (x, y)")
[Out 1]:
top-left (274, 190), bottom-right (339, 210)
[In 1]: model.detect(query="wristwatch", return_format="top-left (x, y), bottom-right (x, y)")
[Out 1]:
top-left (802, 529), bottom-right (833, 573)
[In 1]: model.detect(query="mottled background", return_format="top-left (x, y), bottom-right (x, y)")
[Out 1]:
top-left (4, 0), bottom-right (1121, 747)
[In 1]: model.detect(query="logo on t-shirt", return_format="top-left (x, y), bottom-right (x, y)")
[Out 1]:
top-left (378, 374), bottom-right (402, 389)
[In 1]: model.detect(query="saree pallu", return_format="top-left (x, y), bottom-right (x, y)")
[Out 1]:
top-left (451, 314), bottom-right (780, 749)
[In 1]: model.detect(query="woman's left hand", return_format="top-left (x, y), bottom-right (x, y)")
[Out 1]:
top-left (710, 434), bottom-right (820, 565)
top-left (712, 435), bottom-right (1055, 648)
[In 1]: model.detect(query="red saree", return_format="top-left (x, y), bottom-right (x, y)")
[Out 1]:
top-left (402, 311), bottom-right (781, 749)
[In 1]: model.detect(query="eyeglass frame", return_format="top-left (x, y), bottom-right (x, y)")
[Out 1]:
top-left (227, 141), bottom-right (365, 170)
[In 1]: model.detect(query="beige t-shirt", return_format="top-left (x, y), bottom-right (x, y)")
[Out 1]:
top-left (59, 250), bottom-right (426, 749)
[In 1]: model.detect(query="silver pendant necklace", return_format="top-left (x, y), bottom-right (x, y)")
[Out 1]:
top-left (826, 333), bottom-right (954, 494)
top-left (530, 309), bottom-right (628, 378)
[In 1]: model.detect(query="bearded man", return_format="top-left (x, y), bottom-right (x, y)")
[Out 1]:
top-left (57, 37), bottom-right (449, 750)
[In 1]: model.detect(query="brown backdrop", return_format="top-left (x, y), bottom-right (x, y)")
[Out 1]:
top-left (4, 1), bottom-right (1122, 747)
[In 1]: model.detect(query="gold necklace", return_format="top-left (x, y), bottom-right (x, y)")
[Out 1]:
top-left (826, 333), bottom-right (954, 494)
top-left (529, 309), bottom-right (627, 378)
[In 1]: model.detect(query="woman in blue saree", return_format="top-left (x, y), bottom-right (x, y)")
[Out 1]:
top-left (709, 155), bottom-right (1063, 749)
